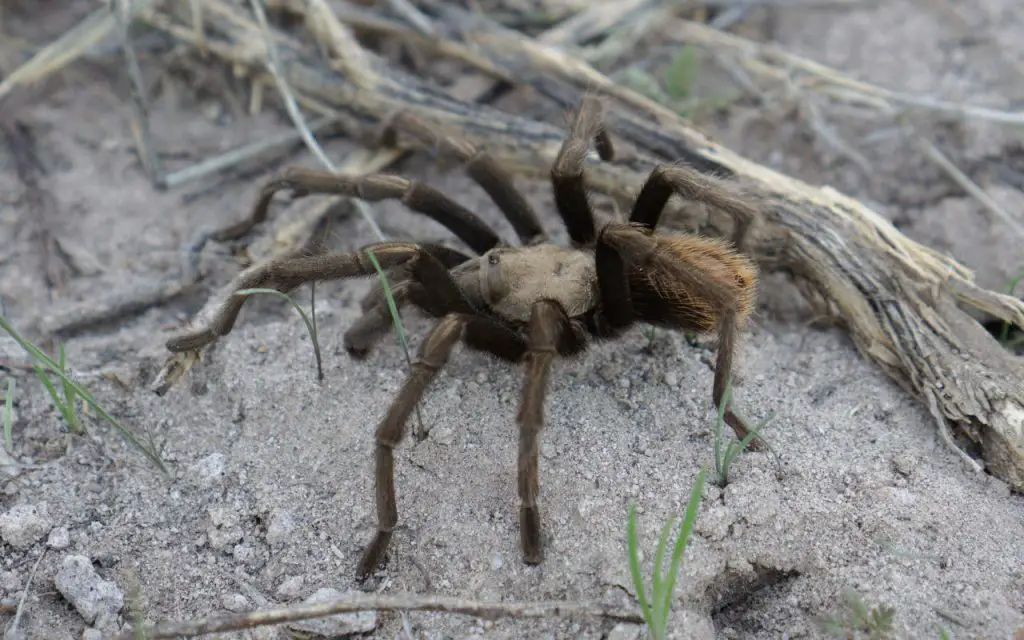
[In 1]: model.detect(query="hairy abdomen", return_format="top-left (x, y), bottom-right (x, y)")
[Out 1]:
top-left (629, 234), bottom-right (757, 332)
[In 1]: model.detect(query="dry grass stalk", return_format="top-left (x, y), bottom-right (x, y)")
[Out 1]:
top-left (133, 1), bottom-right (1023, 488)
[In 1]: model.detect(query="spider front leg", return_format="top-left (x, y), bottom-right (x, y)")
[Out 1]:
top-left (254, 167), bottom-right (504, 254)
top-left (345, 243), bottom-right (476, 358)
top-left (357, 313), bottom-right (527, 578)
top-left (517, 300), bottom-right (587, 564)
top-left (166, 242), bottom-right (425, 354)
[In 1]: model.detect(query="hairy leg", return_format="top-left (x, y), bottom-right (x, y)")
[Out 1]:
top-left (347, 244), bottom-right (476, 358)
top-left (357, 313), bottom-right (527, 578)
top-left (710, 310), bottom-right (763, 447)
top-left (252, 167), bottom-right (504, 254)
top-left (550, 95), bottom-right (615, 247)
top-left (394, 113), bottom-right (549, 246)
top-left (628, 165), bottom-right (760, 250)
top-left (516, 299), bottom-right (585, 564)
top-left (167, 243), bottom-right (434, 354)
top-left (358, 243), bottom-right (472, 313)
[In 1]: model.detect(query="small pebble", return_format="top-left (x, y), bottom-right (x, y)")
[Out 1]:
top-left (188, 453), bottom-right (227, 488)
top-left (276, 575), bottom-right (305, 599)
top-left (266, 510), bottom-right (296, 546)
top-left (207, 507), bottom-right (243, 551)
top-left (221, 593), bottom-right (250, 613)
top-left (54, 555), bottom-right (124, 626)
top-left (891, 454), bottom-right (916, 477)
top-left (0, 570), bottom-right (21, 594)
top-left (664, 371), bottom-right (679, 387)
top-left (0, 502), bottom-right (53, 549)
top-left (47, 527), bottom-right (71, 550)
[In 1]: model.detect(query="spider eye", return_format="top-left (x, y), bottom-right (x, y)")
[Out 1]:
top-left (488, 254), bottom-right (500, 265)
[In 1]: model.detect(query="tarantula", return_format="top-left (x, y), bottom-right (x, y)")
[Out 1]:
top-left (165, 95), bottom-right (761, 578)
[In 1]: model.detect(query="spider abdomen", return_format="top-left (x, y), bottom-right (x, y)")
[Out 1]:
top-left (629, 233), bottom-right (758, 332)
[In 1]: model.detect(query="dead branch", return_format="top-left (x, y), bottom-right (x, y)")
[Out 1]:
top-left (104, 593), bottom-right (642, 639)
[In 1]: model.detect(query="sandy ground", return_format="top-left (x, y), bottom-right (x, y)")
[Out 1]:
top-left (1, 1), bottom-right (1023, 639)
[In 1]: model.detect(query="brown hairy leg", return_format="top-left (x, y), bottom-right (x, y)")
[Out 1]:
top-left (555, 96), bottom-right (758, 250)
top-left (166, 242), bottom-right (423, 353)
top-left (516, 299), bottom-right (586, 563)
top-left (254, 167), bottom-right (504, 254)
top-left (628, 165), bottom-right (759, 249)
top-left (357, 313), bottom-right (527, 578)
top-left (550, 95), bottom-right (614, 246)
top-left (345, 243), bottom-right (476, 358)
top-left (167, 241), bottom-right (476, 357)
top-left (393, 112), bottom-right (549, 246)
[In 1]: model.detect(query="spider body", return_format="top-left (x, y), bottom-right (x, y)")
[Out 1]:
top-left (165, 96), bottom-right (763, 579)
top-left (440, 230), bottom-right (756, 338)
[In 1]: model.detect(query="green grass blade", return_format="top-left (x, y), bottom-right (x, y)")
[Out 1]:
top-left (56, 344), bottom-right (83, 433)
top-left (0, 314), bottom-right (167, 473)
top-left (310, 281), bottom-right (320, 379)
top-left (723, 410), bottom-right (778, 484)
top-left (34, 363), bottom-right (65, 414)
top-left (3, 378), bottom-right (13, 453)
top-left (59, 344), bottom-right (76, 410)
top-left (234, 287), bottom-right (323, 381)
top-left (664, 45), bottom-right (699, 99)
top-left (626, 503), bottom-right (654, 629)
top-left (650, 513), bottom-right (677, 631)
top-left (365, 251), bottom-right (413, 360)
top-left (660, 468), bottom-right (706, 618)
top-left (366, 250), bottom-right (426, 436)
top-left (720, 440), bottom-right (738, 484)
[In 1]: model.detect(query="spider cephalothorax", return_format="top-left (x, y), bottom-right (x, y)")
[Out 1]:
top-left (165, 95), bottom-right (761, 578)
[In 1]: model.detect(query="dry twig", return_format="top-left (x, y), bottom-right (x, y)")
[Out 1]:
top-left (104, 593), bottom-right (642, 640)
top-left (4, 547), bottom-right (45, 638)
top-left (111, 0), bottom-right (164, 186)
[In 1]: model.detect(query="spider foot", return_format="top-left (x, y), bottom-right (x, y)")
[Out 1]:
top-left (725, 411), bottom-right (769, 453)
top-left (519, 506), bottom-right (544, 565)
top-left (356, 531), bottom-right (393, 580)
